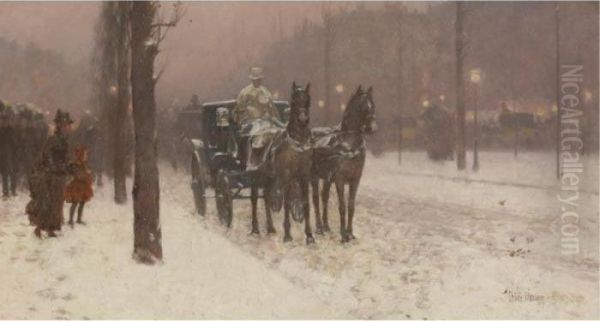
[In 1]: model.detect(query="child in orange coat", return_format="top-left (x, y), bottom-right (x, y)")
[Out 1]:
top-left (65, 145), bottom-right (94, 227)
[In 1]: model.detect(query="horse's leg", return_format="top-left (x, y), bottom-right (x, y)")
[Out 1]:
top-left (264, 180), bottom-right (276, 234)
top-left (312, 178), bottom-right (323, 235)
top-left (250, 184), bottom-right (259, 235)
top-left (301, 177), bottom-right (315, 244)
top-left (347, 178), bottom-right (360, 240)
top-left (334, 180), bottom-right (348, 243)
top-left (322, 179), bottom-right (332, 232)
top-left (283, 184), bottom-right (292, 242)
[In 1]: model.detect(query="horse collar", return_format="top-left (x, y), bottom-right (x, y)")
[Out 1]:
top-left (286, 132), bottom-right (311, 152)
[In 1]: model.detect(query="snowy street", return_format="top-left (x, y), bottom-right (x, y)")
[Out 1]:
top-left (1, 151), bottom-right (598, 319)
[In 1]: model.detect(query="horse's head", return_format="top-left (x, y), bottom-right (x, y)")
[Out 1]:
top-left (290, 81), bottom-right (311, 128)
top-left (342, 85), bottom-right (377, 134)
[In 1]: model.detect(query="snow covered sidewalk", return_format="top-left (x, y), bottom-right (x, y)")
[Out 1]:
top-left (0, 187), bottom-right (337, 319)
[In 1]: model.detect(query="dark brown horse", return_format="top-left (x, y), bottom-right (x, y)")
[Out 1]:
top-left (271, 82), bottom-right (314, 244)
top-left (249, 82), bottom-right (313, 244)
top-left (311, 85), bottom-right (377, 243)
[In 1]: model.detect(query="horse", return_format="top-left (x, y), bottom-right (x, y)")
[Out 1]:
top-left (251, 82), bottom-right (315, 244)
top-left (311, 85), bottom-right (377, 243)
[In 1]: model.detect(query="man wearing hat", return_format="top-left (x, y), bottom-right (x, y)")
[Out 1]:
top-left (233, 67), bottom-right (281, 125)
top-left (233, 67), bottom-right (282, 170)
top-left (28, 109), bottom-right (73, 238)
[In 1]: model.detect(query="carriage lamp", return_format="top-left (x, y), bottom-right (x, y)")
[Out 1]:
top-left (335, 84), bottom-right (344, 94)
top-left (439, 94), bottom-right (445, 102)
top-left (551, 104), bottom-right (558, 113)
top-left (109, 85), bottom-right (118, 95)
top-left (216, 107), bottom-right (230, 127)
top-left (422, 100), bottom-right (430, 108)
top-left (340, 103), bottom-right (346, 111)
top-left (318, 100), bottom-right (325, 108)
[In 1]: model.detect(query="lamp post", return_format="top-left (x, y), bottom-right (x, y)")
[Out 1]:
top-left (469, 68), bottom-right (482, 171)
top-left (335, 83), bottom-right (344, 115)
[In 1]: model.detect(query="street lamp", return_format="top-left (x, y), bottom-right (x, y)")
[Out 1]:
top-left (469, 68), bottom-right (482, 171)
top-left (317, 100), bottom-right (325, 108)
top-left (335, 83), bottom-right (344, 114)
top-left (584, 90), bottom-right (592, 103)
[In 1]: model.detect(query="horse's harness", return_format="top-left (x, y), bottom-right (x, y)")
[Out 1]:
top-left (286, 132), bottom-right (312, 153)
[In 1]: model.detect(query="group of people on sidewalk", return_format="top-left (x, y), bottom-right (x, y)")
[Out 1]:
top-left (26, 110), bottom-right (95, 238)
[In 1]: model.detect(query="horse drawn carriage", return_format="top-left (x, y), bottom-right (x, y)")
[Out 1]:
top-left (181, 99), bottom-right (291, 227)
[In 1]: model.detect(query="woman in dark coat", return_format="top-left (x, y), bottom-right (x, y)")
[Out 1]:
top-left (28, 109), bottom-right (73, 238)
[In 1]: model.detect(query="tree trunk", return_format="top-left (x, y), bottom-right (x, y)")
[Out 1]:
top-left (130, 1), bottom-right (162, 264)
top-left (455, 2), bottom-right (466, 170)
top-left (114, 2), bottom-right (131, 204)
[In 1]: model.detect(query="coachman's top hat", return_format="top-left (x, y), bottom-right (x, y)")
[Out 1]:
top-left (54, 109), bottom-right (74, 125)
top-left (248, 67), bottom-right (264, 80)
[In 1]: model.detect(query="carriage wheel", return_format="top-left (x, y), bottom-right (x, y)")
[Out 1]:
top-left (215, 170), bottom-right (233, 228)
top-left (191, 153), bottom-right (206, 216)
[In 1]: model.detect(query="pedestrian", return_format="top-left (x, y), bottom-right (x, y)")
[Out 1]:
top-left (28, 109), bottom-right (73, 238)
top-left (0, 101), bottom-right (18, 198)
top-left (65, 145), bottom-right (94, 227)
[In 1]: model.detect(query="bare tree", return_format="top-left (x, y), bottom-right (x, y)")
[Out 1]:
top-left (455, 2), bottom-right (467, 170)
top-left (129, 1), bottom-right (182, 264)
top-left (92, 3), bottom-right (132, 204)
top-left (114, 2), bottom-right (131, 204)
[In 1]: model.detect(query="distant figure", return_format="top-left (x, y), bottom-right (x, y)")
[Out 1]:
top-left (0, 102), bottom-right (18, 198)
top-left (28, 109), bottom-right (73, 238)
top-left (15, 106), bottom-right (38, 190)
top-left (420, 101), bottom-right (455, 161)
top-left (65, 145), bottom-right (94, 227)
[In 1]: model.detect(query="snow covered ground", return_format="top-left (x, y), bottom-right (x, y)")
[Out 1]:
top-left (0, 188), bottom-right (337, 319)
top-left (0, 150), bottom-right (598, 319)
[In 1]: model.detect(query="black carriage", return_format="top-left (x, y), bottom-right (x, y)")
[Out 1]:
top-left (182, 99), bottom-right (290, 227)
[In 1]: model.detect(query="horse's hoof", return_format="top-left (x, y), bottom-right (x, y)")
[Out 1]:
top-left (323, 225), bottom-right (331, 232)
top-left (306, 235), bottom-right (315, 245)
top-left (341, 233), bottom-right (350, 243)
top-left (283, 234), bottom-right (292, 243)
top-left (249, 229), bottom-right (260, 236)
top-left (316, 227), bottom-right (324, 235)
top-left (267, 226), bottom-right (277, 234)
top-left (348, 233), bottom-right (356, 240)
